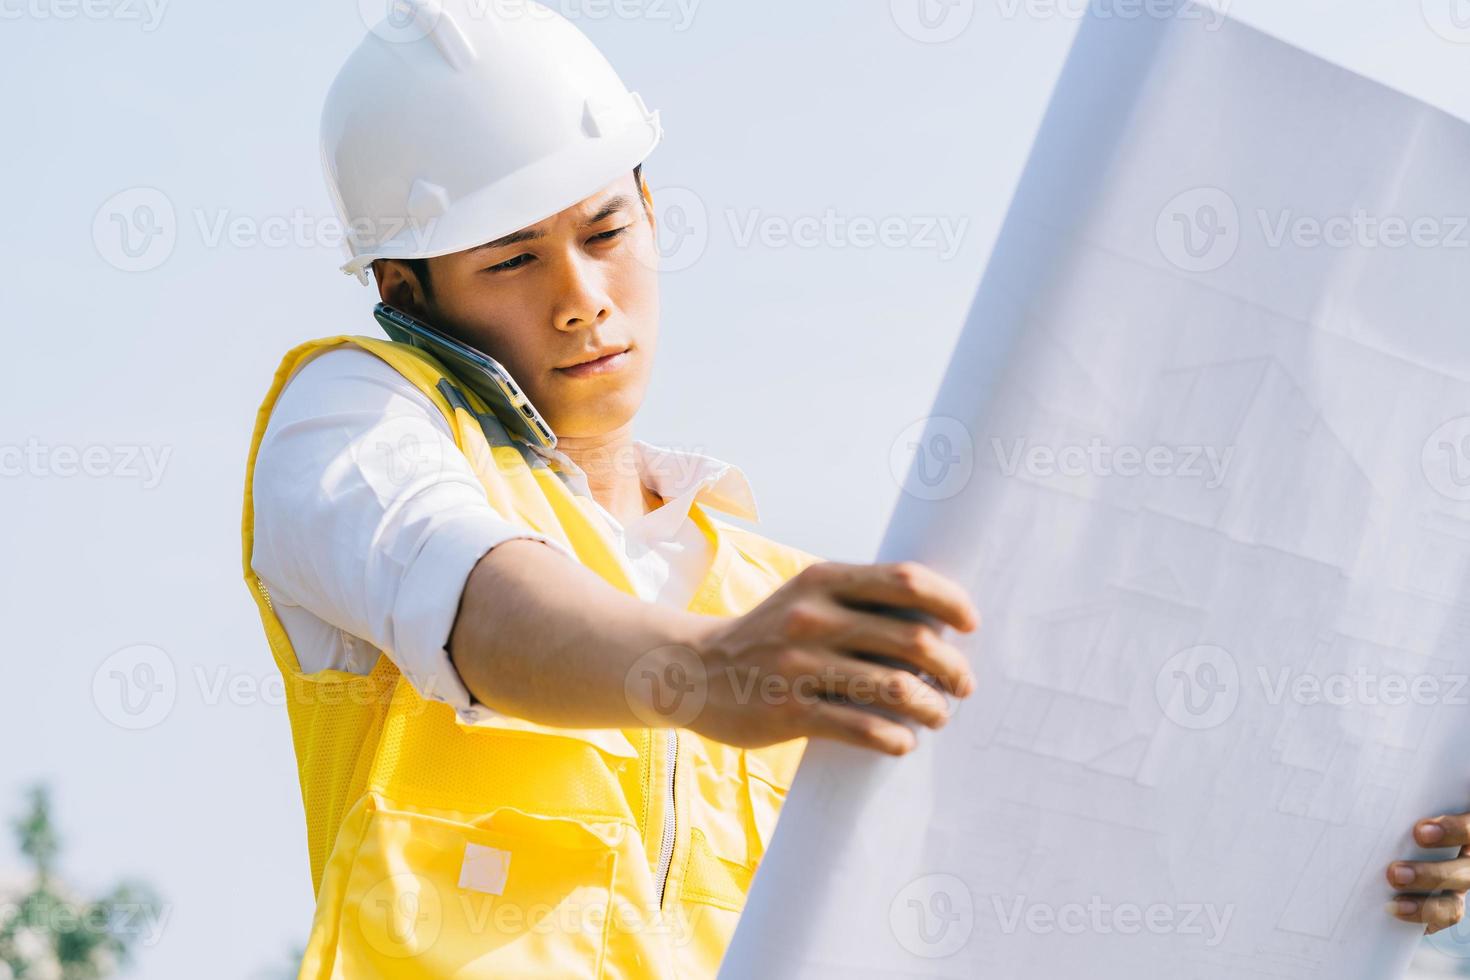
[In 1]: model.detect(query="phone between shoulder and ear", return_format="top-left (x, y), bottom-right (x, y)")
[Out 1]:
top-left (371, 302), bottom-right (557, 451)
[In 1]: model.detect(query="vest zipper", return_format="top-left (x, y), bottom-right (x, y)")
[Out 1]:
top-left (653, 728), bottom-right (678, 906)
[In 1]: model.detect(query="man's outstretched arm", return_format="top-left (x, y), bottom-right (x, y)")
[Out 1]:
top-left (449, 541), bottom-right (979, 756)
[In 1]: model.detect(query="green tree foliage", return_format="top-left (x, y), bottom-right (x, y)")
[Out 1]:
top-left (0, 786), bottom-right (162, 980)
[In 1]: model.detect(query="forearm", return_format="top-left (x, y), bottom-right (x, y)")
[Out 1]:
top-left (446, 538), bottom-right (713, 728)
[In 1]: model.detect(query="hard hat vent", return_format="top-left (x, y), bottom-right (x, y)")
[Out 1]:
top-left (581, 100), bottom-right (606, 139)
top-left (424, 5), bottom-right (476, 70)
top-left (378, 0), bottom-right (477, 70)
top-left (407, 179), bottom-right (452, 222)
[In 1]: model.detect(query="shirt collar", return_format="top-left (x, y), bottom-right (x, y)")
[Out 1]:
top-left (631, 439), bottom-right (761, 523)
top-left (530, 438), bottom-right (760, 524)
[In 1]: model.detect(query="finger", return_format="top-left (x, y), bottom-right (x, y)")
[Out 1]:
top-left (1390, 892), bottom-right (1466, 933)
top-left (775, 649), bottom-right (952, 729)
top-left (815, 602), bottom-right (975, 696)
top-left (1387, 856), bottom-right (1470, 893)
top-left (830, 660), bottom-right (952, 729)
top-left (1416, 813), bottom-right (1470, 848)
top-left (817, 561), bottom-right (980, 635)
top-left (805, 697), bottom-right (920, 756)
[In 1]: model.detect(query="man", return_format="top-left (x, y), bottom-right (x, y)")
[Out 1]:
top-left (243, 2), bottom-right (976, 976)
top-left (242, 1), bottom-right (1470, 975)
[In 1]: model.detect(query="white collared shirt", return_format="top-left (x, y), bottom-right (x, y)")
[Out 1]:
top-left (249, 346), bottom-right (760, 724)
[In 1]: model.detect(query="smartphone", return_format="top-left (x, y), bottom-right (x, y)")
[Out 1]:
top-left (373, 302), bottom-right (556, 450)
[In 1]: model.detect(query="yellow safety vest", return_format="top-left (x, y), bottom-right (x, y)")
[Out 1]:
top-left (241, 336), bottom-right (823, 978)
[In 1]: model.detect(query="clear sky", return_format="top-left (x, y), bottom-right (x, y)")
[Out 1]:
top-left (3, 1), bottom-right (1468, 976)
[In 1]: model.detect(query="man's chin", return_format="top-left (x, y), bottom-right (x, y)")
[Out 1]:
top-left (537, 385), bottom-right (638, 429)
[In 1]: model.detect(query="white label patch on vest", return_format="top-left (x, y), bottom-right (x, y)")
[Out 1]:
top-left (458, 843), bottom-right (512, 896)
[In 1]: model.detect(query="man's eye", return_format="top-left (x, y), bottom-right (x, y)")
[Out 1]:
top-left (488, 253), bottom-right (533, 272)
top-left (592, 226), bottom-right (629, 243)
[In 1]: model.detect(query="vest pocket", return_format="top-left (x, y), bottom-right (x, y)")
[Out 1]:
top-left (335, 803), bottom-right (632, 978)
top-left (742, 763), bottom-right (788, 864)
top-left (679, 740), bottom-right (802, 915)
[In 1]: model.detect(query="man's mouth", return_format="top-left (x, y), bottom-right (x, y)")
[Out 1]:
top-left (555, 346), bottom-right (632, 378)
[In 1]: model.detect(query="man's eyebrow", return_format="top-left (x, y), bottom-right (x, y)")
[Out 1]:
top-left (585, 194), bottom-right (634, 225)
top-left (467, 195), bottom-right (635, 254)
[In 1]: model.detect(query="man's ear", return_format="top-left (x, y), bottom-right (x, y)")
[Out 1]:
top-left (372, 258), bottom-right (430, 317)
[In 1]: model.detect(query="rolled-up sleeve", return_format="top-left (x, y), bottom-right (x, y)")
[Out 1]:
top-left (250, 346), bottom-right (573, 722)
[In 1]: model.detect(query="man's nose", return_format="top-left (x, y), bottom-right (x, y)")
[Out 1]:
top-left (550, 252), bottom-right (612, 332)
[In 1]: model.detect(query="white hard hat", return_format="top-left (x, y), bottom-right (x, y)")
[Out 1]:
top-left (321, 0), bottom-right (662, 284)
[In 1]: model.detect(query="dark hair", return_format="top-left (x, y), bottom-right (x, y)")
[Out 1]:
top-left (402, 163), bottom-right (647, 302)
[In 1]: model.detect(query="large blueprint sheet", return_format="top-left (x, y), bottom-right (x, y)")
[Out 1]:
top-left (721, 4), bottom-right (1470, 978)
